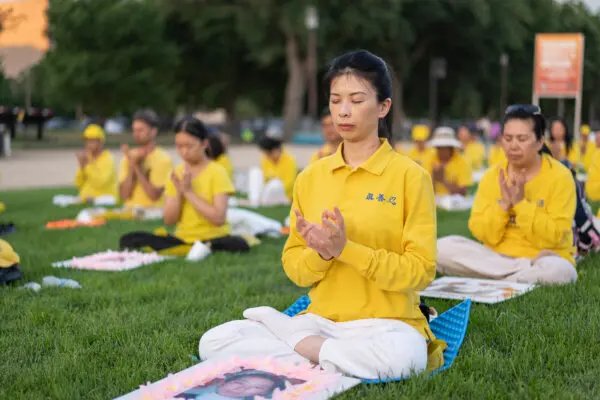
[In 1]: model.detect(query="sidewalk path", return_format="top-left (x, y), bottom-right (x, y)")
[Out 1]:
top-left (0, 145), bottom-right (320, 190)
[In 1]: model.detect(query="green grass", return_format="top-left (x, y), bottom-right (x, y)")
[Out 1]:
top-left (1, 187), bottom-right (599, 399)
top-left (12, 130), bottom-right (176, 150)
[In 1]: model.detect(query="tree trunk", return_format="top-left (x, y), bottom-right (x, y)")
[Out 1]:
top-left (282, 33), bottom-right (306, 142)
top-left (390, 68), bottom-right (405, 141)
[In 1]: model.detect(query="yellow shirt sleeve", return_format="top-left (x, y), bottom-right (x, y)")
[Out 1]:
top-left (586, 152), bottom-right (600, 200)
top-left (74, 167), bottom-right (85, 189)
top-left (335, 167), bottom-right (437, 292)
top-left (512, 172), bottom-right (576, 249)
top-left (468, 168), bottom-right (510, 246)
top-left (211, 164), bottom-right (235, 195)
top-left (149, 154), bottom-right (173, 188)
top-left (282, 173), bottom-right (333, 287)
top-left (583, 145), bottom-right (596, 171)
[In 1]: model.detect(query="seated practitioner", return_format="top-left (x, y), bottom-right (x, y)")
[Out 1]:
top-left (406, 124), bottom-right (436, 167)
top-left (425, 127), bottom-right (473, 196)
top-left (258, 136), bottom-right (298, 202)
top-left (74, 124), bottom-right (118, 202)
top-left (120, 117), bottom-right (249, 254)
top-left (457, 124), bottom-right (486, 171)
top-left (310, 109), bottom-right (342, 163)
top-left (0, 239), bottom-right (21, 285)
top-left (437, 105), bottom-right (577, 285)
top-left (119, 109), bottom-right (173, 209)
top-left (199, 50), bottom-right (445, 380)
top-left (207, 132), bottom-right (234, 181)
top-left (487, 123), bottom-right (507, 167)
top-left (580, 124), bottom-right (596, 171)
top-left (549, 118), bottom-right (579, 166)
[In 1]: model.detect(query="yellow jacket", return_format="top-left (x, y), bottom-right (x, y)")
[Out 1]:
top-left (469, 155), bottom-right (576, 264)
top-left (260, 149), bottom-right (298, 200)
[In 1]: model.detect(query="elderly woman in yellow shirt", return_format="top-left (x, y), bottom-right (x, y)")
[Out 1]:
top-left (119, 117), bottom-right (249, 255)
top-left (199, 50), bottom-right (444, 380)
top-left (437, 105), bottom-right (577, 285)
top-left (425, 127), bottom-right (473, 196)
top-left (309, 110), bottom-right (342, 164)
top-left (74, 124), bottom-right (118, 202)
top-left (457, 124), bottom-right (486, 171)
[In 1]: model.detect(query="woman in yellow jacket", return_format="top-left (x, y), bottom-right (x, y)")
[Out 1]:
top-left (549, 118), bottom-right (579, 166)
top-left (119, 117), bottom-right (249, 254)
top-left (437, 105), bottom-right (577, 285)
top-left (199, 50), bottom-right (444, 380)
top-left (74, 124), bottom-right (118, 202)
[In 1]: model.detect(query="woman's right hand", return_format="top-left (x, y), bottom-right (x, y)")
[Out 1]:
top-left (498, 169), bottom-right (512, 211)
top-left (294, 209), bottom-right (335, 260)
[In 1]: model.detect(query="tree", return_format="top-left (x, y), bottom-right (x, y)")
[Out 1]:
top-left (39, 0), bottom-right (179, 117)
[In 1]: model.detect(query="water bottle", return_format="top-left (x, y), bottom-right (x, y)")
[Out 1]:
top-left (42, 276), bottom-right (82, 289)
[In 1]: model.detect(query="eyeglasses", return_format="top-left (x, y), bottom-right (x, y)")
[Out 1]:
top-left (504, 104), bottom-right (541, 115)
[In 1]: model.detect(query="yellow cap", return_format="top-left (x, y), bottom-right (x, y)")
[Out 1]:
top-left (0, 239), bottom-right (19, 268)
top-left (82, 124), bottom-right (106, 141)
top-left (412, 125), bottom-right (430, 142)
top-left (581, 124), bottom-right (591, 136)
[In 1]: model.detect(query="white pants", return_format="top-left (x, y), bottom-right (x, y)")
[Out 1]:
top-left (437, 236), bottom-right (577, 285)
top-left (199, 313), bottom-right (427, 380)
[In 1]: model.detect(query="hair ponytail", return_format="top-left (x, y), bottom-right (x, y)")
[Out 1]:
top-left (377, 105), bottom-right (393, 144)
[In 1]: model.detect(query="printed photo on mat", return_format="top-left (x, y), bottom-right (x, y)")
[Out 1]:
top-left (420, 277), bottom-right (535, 304)
top-left (173, 368), bottom-right (305, 399)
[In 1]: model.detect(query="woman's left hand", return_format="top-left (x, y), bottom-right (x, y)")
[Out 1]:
top-left (319, 207), bottom-right (347, 258)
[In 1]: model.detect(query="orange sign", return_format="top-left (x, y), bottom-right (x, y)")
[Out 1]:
top-left (533, 33), bottom-right (584, 97)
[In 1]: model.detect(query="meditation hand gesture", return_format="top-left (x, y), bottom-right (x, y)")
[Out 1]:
top-left (320, 207), bottom-right (347, 258)
top-left (499, 169), bottom-right (526, 211)
top-left (170, 172), bottom-right (183, 194)
top-left (294, 209), bottom-right (335, 260)
top-left (181, 166), bottom-right (193, 194)
top-left (75, 150), bottom-right (88, 168)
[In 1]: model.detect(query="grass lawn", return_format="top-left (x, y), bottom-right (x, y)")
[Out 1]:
top-left (1, 187), bottom-right (600, 399)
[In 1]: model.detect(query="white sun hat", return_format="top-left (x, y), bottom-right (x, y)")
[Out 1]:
top-left (429, 126), bottom-right (462, 149)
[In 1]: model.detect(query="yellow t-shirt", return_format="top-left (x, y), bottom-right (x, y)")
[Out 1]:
top-left (118, 147), bottom-right (173, 208)
top-left (470, 155), bottom-right (576, 264)
top-left (309, 144), bottom-right (336, 164)
top-left (425, 152), bottom-right (473, 195)
top-left (260, 149), bottom-right (298, 200)
top-left (215, 154), bottom-right (234, 181)
top-left (488, 144), bottom-right (506, 167)
top-left (407, 146), bottom-right (436, 167)
top-left (462, 141), bottom-right (486, 171)
top-left (74, 150), bottom-right (118, 200)
top-left (164, 162), bottom-right (235, 243)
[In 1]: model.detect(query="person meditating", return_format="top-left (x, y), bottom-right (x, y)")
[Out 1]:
top-left (424, 127), bottom-right (473, 196)
top-left (257, 134), bottom-right (298, 204)
top-left (74, 124), bottom-right (118, 202)
top-left (120, 117), bottom-right (249, 255)
top-left (437, 105), bottom-right (577, 285)
top-left (119, 109), bottom-right (173, 209)
top-left (457, 124), bottom-right (486, 171)
top-left (199, 50), bottom-right (444, 380)
top-left (309, 109), bottom-right (342, 164)
top-left (404, 124), bottom-right (435, 166)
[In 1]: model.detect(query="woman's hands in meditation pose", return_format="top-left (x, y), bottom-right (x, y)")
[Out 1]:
top-left (294, 207), bottom-right (347, 261)
top-left (498, 169), bottom-right (525, 211)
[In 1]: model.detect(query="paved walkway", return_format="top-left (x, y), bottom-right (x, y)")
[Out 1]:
top-left (0, 145), bottom-right (320, 190)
